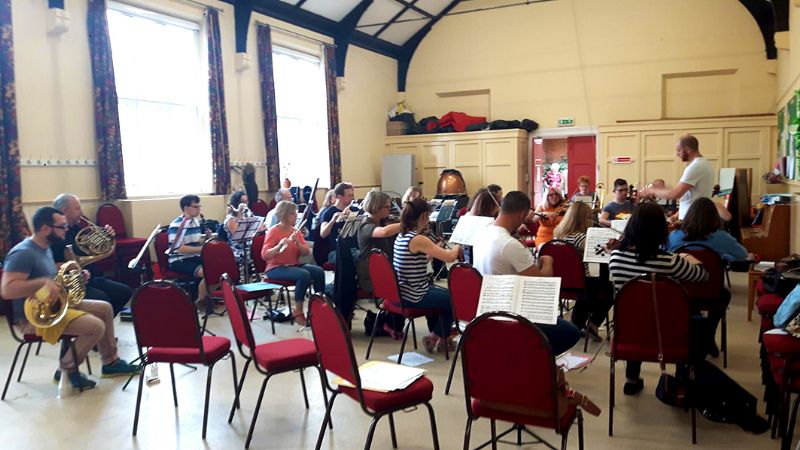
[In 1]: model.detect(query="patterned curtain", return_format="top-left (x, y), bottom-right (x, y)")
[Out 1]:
top-left (0, 0), bottom-right (30, 260)
top-left (87, 0), bottom-right (126, 200)
top-left (256, 24), bottom-right (280, 192)
top-left (323, 45), bottom-right (341, 186)
top-left (206, 9), bottom-right (231, 195)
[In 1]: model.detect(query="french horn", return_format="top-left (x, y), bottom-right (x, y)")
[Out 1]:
top-left (67, 215), bottom-right (116, 267)
top-left (24, 260), bottom-right (86, 328)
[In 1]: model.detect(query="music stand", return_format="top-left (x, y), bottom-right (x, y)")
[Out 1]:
top-left (230, 216), bottom-right (264, 282)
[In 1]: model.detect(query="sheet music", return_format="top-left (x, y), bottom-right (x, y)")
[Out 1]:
top-left (517, 277), bottom-right (560, 325)
top-left (334, 361), bottom-right (425, 392)
top-left (572, 195), bottom-right (593, 204)
top-left (477, 275), bottom-right (518, 314)
top-left (610, 219), bottom-right (628, 234)
top-left (583, 227), bottom-right (620, 264)
top-left (448, 215), bottom-right (494, 245)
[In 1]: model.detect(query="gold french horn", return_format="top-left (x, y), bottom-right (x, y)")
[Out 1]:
top-left (66, 215), bottom-right (116, 267)
top-left (24, 260), bottom-right (86, 328)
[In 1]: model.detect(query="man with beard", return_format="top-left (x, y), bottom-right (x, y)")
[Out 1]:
top-left (1, 207), bottom-right (138, 390)
top-left (638, 134), bottom-right (714, 220)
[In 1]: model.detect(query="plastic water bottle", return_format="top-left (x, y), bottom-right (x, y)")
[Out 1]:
top-left (146, 363), bottom-right (160, 385)
top-left (57, 370), bottom-right (72, 399)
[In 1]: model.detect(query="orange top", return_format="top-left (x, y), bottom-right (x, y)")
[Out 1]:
top-left (261, 225), bottom-right (308, 272)
top-left (534, 204), bottom-right (564, 247)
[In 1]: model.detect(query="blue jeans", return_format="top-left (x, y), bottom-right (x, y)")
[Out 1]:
top-left (266, 264), bottom-right (325, 303)
top-left (536, 319), bottom-right (582, 356)
top-left (401, 285), bottom-right (454, 339)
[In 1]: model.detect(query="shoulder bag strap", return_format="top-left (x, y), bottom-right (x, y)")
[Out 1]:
top-left (650, 273), bottom-right (667, 374)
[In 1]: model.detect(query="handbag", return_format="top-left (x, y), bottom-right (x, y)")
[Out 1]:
top-left (651, 274), bottom-right (690, 408)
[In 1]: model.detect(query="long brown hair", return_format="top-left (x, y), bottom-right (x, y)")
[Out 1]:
top-left (554, 202), bottom-right (592, 238)
top-left (400, 198), bottom-right (430, 234)
top-left (680, 197), bottom-right (721, 241)
top-left (470, 191), bottom-right (499, 217)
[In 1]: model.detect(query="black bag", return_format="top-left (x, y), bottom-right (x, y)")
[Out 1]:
top-left (363, 310), bottom-right (405, 337)
top-left (266, 306), bottom-right (292, 323)
top-left (762, 268), bottom-right (800, 297)
top-left (692, 360), bottom-right (769, 433)
top-left (650, 274), bottom-right (690, 408)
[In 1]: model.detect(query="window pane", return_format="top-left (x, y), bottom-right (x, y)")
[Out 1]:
top-left (107, 6), bottom-right (212, 197)
top-left (273, 49), bottom-right (330, 188)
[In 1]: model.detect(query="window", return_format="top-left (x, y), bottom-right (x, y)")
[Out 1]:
top-left (107, 4), bottom-right (212, 197)
top-left (273, 46), bottom-right (330, 188)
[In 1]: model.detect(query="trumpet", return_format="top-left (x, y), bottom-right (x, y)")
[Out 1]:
top-left (24, 260), bottom-right (86, 328)
top-left (67, 215), bottom-right (116, 267)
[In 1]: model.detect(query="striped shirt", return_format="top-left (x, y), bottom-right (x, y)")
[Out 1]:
top-left (167, 215), bottom-right (203, 263)
top-left (608, 249), bottom-right (708, 292)
top-left (393, 232), bottom-right (430, 303)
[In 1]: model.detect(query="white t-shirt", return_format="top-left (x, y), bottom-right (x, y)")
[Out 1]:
top-left (472, 224), bottom-right (535, 275)
top-left (678, 156), bottom-right (714, 220)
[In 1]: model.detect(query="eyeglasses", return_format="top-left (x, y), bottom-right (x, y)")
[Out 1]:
top-left (50, 224), bottom-right (70, 230)
top-left (189, 205), bottom-right (202, 209)
top-left (616, 188), bottom-right (629, 192)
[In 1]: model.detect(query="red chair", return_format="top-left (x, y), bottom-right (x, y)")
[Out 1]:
top-left (96, 203), bottom-right (148, 281)
top-left (445, 263), bottom-right (482, 395)
top-left (675, 244), bottom-right (729, 367)
top-left (763, 332), bottom-right (800, 448)
top-left (609, 274), bottom-right (695, 443)
top-left (308, 294), bottom-right (441, 449)
top-left (130, 280), bottom-right (237, 439)
top-left (461, 312), bottom-right (584, 450)
top-left (154, 230), bottom-right (195, 281)
top-left (220, 275), bottom-right (327, 448)
top-left (1, 271), bottom-right (92, 399)
top-left (539, 240), bottom-right (586, 316)
top-left (365, 249), bottom-right (450, 364)
top-left (251, 232), bottom-right (295, 328)
top-left (250, 199), bottom-right (269, 217)
top-left (200, 239), bottom-right (276, 330)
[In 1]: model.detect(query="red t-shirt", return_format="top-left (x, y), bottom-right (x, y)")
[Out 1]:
top-left (261, 225), bottom-right (308, 272)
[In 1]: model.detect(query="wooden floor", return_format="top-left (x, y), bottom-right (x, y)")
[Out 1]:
top-left (0, 271), bottom-right (783, 449)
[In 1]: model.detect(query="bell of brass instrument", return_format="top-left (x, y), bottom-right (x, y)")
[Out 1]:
top-left (24, 260), bottom-right (86, 328)
top-left (68, 215), bottom-right (116, 267)
top-left (594, 183), bottom-right (605, 211)
top-left (436, 169), bottom-right (466, 195)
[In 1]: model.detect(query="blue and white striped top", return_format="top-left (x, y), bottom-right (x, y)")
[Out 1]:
top-left (393, 232), bottom-right (430, 303)
top-left (167, 215), bottom-right (203, 263)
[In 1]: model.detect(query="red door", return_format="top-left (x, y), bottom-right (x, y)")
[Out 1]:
top-left (566, 136), bottom-right (597, 197)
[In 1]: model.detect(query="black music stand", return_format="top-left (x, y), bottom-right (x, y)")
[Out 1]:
top-left (229, 216), bottom-right (264, 283)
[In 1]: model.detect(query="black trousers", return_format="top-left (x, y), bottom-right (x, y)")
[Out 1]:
top-left (86, 276), bottom-right (132, 317)
top-left (571, 276), bottom-right (614, 328)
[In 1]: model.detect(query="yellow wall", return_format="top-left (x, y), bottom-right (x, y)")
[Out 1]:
top-left (405, 0), bottom-right (775, 128)
top-left (11, 0), bottom-right (396, 235)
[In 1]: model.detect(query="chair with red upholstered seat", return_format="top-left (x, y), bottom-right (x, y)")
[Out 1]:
top-left (1, 269), bottom-right (92, 399)
top-left (365, 249), bottom-right (450, 364)
top-left (154, 230), bottom-right (195, 281)
top-left (609, 274), bottom-right (696, 443)
top-left (763, 332), bottom-right (800, 448)
top-left (130, 280), bottom-right (237, 439)
top-left (461, 311), bottom-right (584, 450)
top-left (96, 203), bottom-right (149, 282)
top-left (308, 294), bottom-right (440, 450)
top-left (539, 239), bottom-right (586, 316)
top-left (250, 199), bottom-right (270, 217)
top-left (444, 263), bottom-right (482, 395)
top-left (675, 243), bottom-right (730, 367)
top-left (220, 275), bottom-right (327, 448)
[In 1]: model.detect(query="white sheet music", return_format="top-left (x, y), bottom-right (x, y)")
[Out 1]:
top-left (449, 215), bottom-right (494, 245)
top-left (478, 275), bottom-right (560, 325)
top-left (518, 277), bottom-right (559, 325)
top-left (610, 219), bottom-right (628, 234)
top-left (583, 227), bottom-right (620, 264)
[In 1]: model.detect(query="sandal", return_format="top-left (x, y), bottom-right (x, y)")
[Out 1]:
top-left (383, 323), bottom-right (404, 341)
top-left (422, 335), bottom-right (438, 353)
top-left (293, 311), bottom-right (307, 327)
top-left (436, 336), bottom-right (457, 353)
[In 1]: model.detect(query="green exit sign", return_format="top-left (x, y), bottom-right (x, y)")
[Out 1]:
top-left (558, 118), bottom-right (575, 127)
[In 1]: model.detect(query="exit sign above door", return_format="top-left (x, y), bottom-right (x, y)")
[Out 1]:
top-left (558, 118), bottom-right (575, 127)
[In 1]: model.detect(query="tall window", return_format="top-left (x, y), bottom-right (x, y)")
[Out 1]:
top-left (273, 46), bottom-right (330, 188)
top-left (107, 3), bottom-right (212, 197)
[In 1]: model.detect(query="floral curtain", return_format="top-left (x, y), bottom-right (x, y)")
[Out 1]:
top-left (206, 9), bottom-right (231, 195)
top-left (87, 0), bottom-right (126, 200)
top-left (256, 24), bottom-right (280, 192)
top-left (323, 45), bottom-right (341, 186)
top-left (0, 0), bottom-right (30, 260)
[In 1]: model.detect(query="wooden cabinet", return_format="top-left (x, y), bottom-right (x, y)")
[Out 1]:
top-left (385, 130), bottom-right (528, 198)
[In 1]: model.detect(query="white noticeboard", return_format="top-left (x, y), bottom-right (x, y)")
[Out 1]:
top-left (382, 154), bottom-right (416, 197)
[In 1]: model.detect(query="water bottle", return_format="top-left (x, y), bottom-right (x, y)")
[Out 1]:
top-left (57, 370), bottom-right (72, 399)
top-left (146, 363), bottom-right (160, 385)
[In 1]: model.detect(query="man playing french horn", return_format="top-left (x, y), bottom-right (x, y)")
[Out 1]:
top-left (0, 207), bottom-right (139, 391)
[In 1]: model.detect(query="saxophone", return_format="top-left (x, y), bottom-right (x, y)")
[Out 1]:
top-left (23, 260), bottom-right (86, 328)
top-left (66, 215), bottom-right (116, 267)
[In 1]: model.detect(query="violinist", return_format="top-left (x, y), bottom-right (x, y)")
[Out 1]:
top-left (356, 190), bottom-right (405, 339)
top-left (468, 189), bottom-right (500, 218)
top-left (599, 178), bottom-right (633, 227)
top-left (401, 186), bottom-right (423, 204)
top-left (531, 187), bottom-right (566, 247)
top-left (319, 182), bottom-right (355, 263)
top-left (393, 198), bottom-right (461, 353)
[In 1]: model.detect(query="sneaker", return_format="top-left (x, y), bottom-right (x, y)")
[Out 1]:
top-left (623, 378), bottom-right (644, 395)
top-left (101, 358), bottom-right (141, 378)
top-left (422, 335), bottom-right (438, 353)
top-left (56, 370), bottom-right (97, 390)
